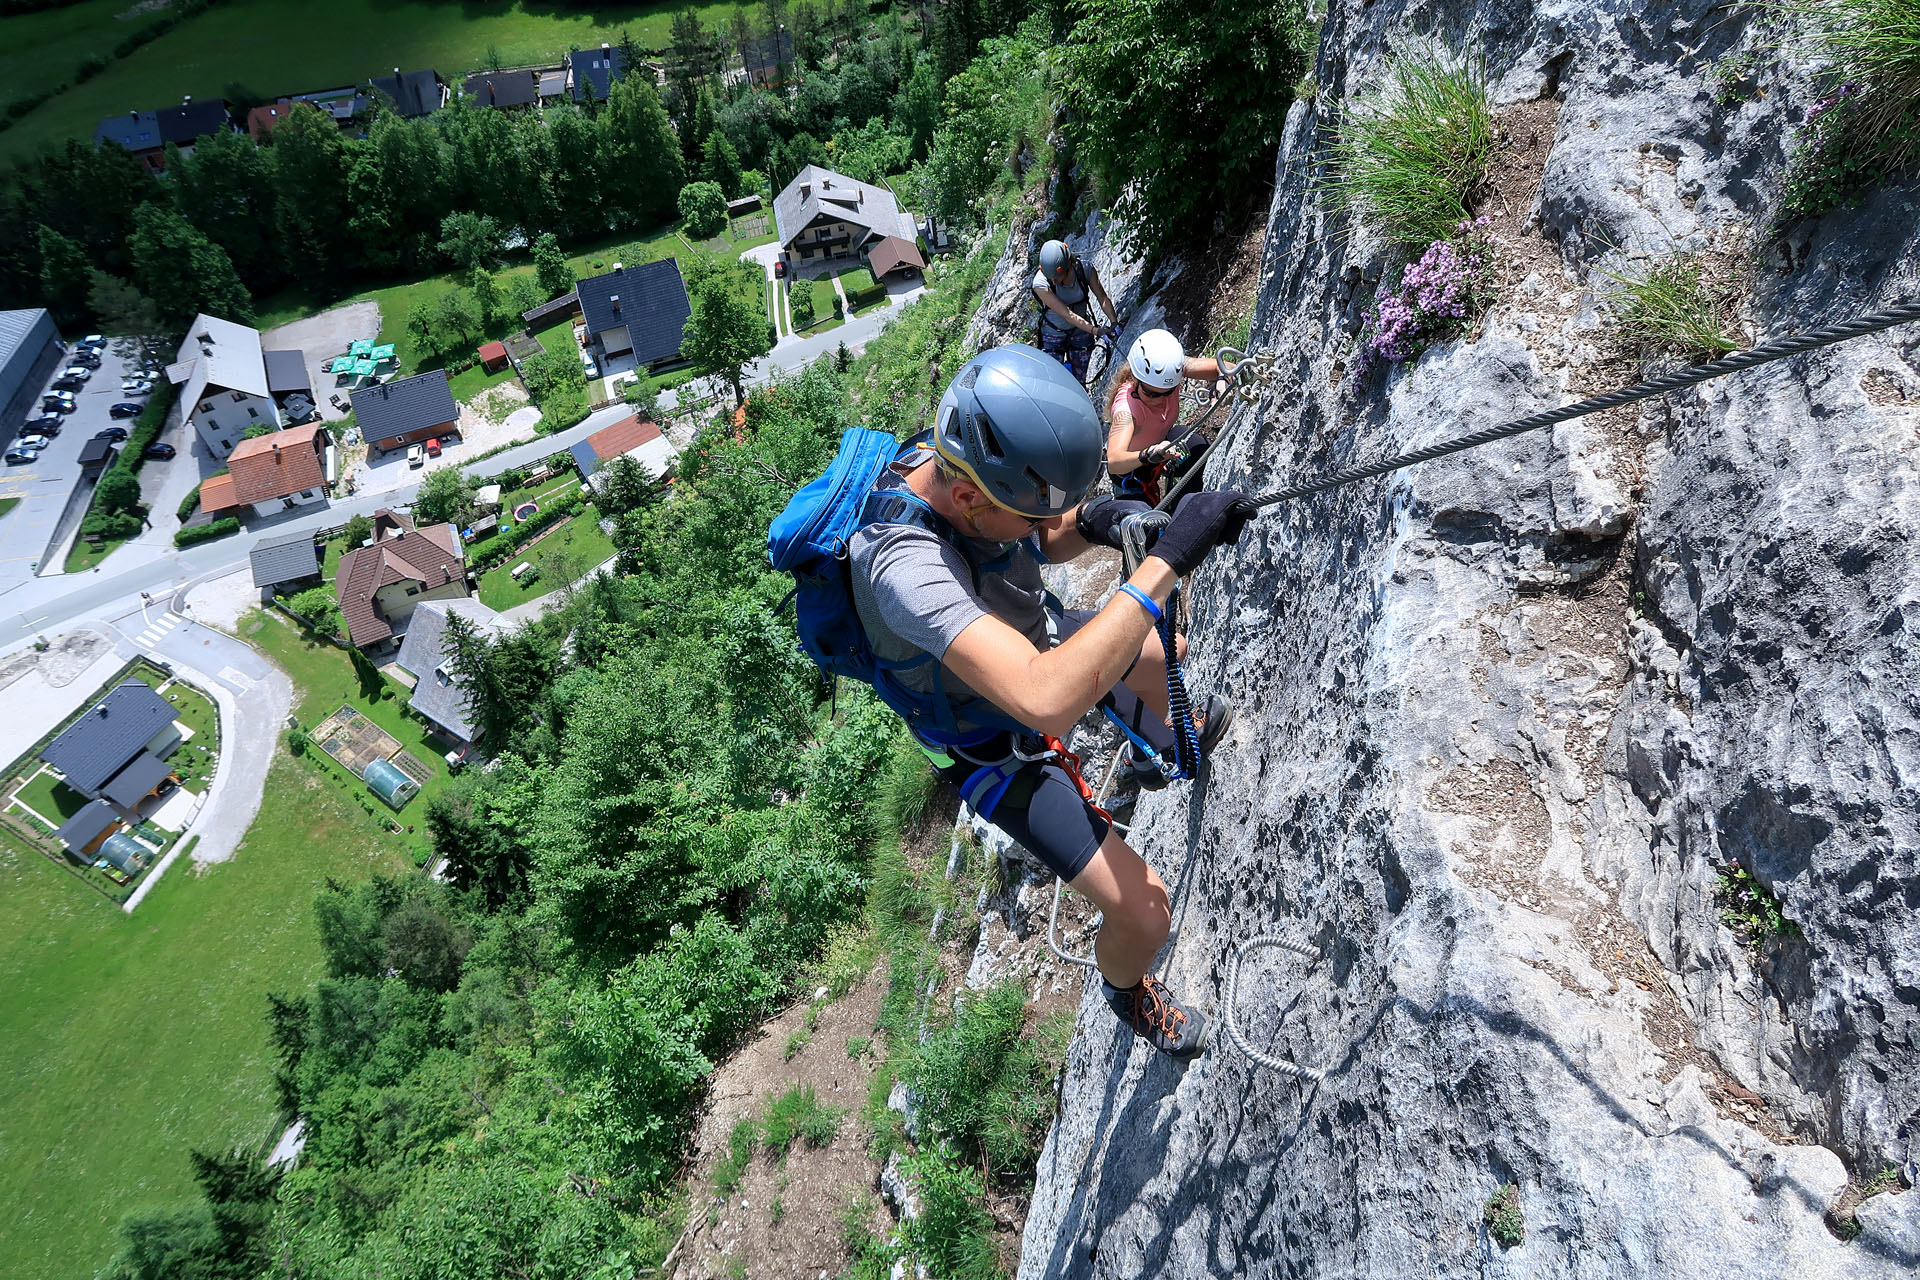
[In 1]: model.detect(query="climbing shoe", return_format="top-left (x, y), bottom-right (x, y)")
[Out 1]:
top-left (1123, 693), bottom-right (1234, 788)
top-left (1104, 973), bottom-right (1208, 1061)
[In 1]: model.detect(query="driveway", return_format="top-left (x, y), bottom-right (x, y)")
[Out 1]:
top-left (263, 302), bottom-right (381, 423)
top-left (104, 596), bottom-right (289, 867)
top-left (0, 343), bottom-right (139, 591)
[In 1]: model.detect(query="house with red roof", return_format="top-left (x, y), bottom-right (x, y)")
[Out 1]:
top-left (333, 509), bottom-right (471, 652)
top-left (198, 422), bottom-right (335, 521)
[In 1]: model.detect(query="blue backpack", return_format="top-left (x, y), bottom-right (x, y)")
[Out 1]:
top-left (767, 427), bottom-right (1024, 748)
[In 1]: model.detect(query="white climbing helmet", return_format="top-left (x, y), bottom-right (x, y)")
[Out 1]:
top-left (1127, 328), bottom-right (1185, 390)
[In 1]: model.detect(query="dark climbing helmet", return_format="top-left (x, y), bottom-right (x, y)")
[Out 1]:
top-left (932, 344), bottom-right (1105, 519)
top-left (1039, 239), bottom-right (1073, 284)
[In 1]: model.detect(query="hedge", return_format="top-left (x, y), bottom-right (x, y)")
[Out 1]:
top-left (174, 517), bottom-right (239, 548)
top-left (847, 281), bottom-right (889, 309)
top-left (468, 490), bottom-right (588, 573)
top-left (177, 483), bottom-right (201, 522)
top-left (127, 380), bottom-right (176, 473)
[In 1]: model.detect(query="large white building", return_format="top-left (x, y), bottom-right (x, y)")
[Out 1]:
top-left (166, 314), bottom-right (310, 459)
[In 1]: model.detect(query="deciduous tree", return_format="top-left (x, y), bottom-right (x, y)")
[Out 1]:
top-left (677, 180), bottom-right (729, 238)
top-left (128, 202), bottom-right (255, 325)
top-left (415, 466), bottom-right (478, 526)
top-left (602, 75), bottom-right (685, 227)
top-left (532, 232), bottom-right (575, 298)
top-left (681, 265), bottom-right (771, 404)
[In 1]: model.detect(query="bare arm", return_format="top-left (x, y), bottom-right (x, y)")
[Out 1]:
top-left (941, 559), bottom-right (1177, 737)
top-left (1106, 396), bottom-right (1148, 475)
top-left (1183, 355), bottom-right (1221, 381)
top-left (1035, 284), bottom-right (1100, 335)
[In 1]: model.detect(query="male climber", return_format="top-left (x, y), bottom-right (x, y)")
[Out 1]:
top-left (848, 343), bottom-right (1253, 1058)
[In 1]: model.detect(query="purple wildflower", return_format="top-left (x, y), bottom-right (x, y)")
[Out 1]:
top-left (1352, 226), bottom-right (1491, 389)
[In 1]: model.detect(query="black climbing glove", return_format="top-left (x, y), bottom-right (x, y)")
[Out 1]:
top-left (1075, 496), bottom-right (1151, 549)
top-left (1147, 489), bottom-right (1256, 577)
top-left (1138, 439), bottom-right (1183, 467)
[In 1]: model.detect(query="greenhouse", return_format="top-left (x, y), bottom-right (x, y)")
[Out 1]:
top-left (96, 832), bottom-right (151, 876)
top-left (364, 757), bottom-right (419, 811)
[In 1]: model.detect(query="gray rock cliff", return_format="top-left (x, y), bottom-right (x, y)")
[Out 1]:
top-left (1018, 0), bottom-right (1920, 1275)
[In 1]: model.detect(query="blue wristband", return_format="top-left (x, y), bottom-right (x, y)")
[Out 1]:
top-left (1118, 583), bottom-right (1162, 622)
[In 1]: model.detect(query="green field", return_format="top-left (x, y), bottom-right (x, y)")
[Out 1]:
top-left (0, 772), bottom-right (410, 1280)
top-left (13, 767), bottom-right (87, 825)
top-left (0, 0), bottom-right (741, 165)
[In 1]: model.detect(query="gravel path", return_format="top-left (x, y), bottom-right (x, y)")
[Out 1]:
top-left (263, 302), bottom-right (381, 422)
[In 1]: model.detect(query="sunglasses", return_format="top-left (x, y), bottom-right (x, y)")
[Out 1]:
top-left (1138, 382), bottom-right (1177, 399)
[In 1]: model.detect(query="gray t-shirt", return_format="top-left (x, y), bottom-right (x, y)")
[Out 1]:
top-left (1033, 264), bottom-right (1091, 335)
top-left (849, 464), bottom-right (1052, 733)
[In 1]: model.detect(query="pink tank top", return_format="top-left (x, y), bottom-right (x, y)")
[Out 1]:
top-left (1112, 381), bottom-right (1179, 448)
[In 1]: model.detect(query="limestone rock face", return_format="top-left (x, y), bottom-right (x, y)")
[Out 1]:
top-left (1018, 0), bottom-right (1920, 1275)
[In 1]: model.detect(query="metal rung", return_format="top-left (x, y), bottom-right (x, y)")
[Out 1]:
top-left (1047, 877), bottom-right (1099, 969)
top-left (1223, 933), bottom-right (1325, 1080)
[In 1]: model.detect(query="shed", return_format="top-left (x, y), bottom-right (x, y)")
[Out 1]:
top-left (364, 757), bottom-right (419, 810)
top-left (76, 437), bottom-right (117, 479)
top-left (866, 235), bottom-right (927, 281)
top-left (97, 831), bottom-right (151, 875)
top-left (473, 483), bottom-right (502, 512)
top-left (250, 529), bottom-right (322, 589)
top-left (477, 341), bottom-right (509, 373)
top-left (55, 799), bottom-right (121, 856)
top-left (725, 194), bottom-right (763, 216)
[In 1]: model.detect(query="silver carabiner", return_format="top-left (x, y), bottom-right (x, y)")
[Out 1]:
top-left (1118, 509), bottom-right (1171, 577)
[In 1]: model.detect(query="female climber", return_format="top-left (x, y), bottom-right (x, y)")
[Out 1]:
top-left (1106, 328), bottom-right (1222, 505)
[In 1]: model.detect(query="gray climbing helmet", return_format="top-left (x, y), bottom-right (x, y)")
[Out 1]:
top-left (1038, 239), bottom-right (1072, 284)
top-left (932, 344), bottom-right (1104, 519)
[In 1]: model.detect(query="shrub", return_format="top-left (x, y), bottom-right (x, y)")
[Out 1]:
top-left (1484, 1183), bottom-right (1524, 1248)
top-left (678, 180), bottom-right (728, 239)
top-left (175, 517), bottom-right (239, 548)
top-left (287, 586), bottom-right (343, 639)
top-left (1716, 862), bottom-right (1801, 946)
top-left (1603, 253), bottom-right (1740, 360)
top-left (1352, 221), bottom-right (1491, 386)
top-left (905, 980), bottom-right (1059, 1181)
top-left (82, 508), bottom-right (143, 540)
top-left (177, 484), bottom-right (201, 521)
top-left (1323, 45), bottom-right (1496, 245)
top-left (900, 1148), bottom-right (1000, 1280)
top-left (125, 378), bottom-right (176, 471)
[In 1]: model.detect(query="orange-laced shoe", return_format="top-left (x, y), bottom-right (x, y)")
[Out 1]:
top-left (1103, 973), bottom-right (1208, 1061)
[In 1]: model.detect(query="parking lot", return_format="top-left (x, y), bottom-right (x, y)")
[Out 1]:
top-left (0, 340), bottom-right (157, 590)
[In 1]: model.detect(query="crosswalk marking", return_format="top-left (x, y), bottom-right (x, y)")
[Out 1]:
top-left (133, 612), bottom-right (183, 648)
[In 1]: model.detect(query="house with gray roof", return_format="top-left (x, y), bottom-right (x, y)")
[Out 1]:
top-left (250, 529), bottom-right (322, 591)
top-left (351, 370), bottom-right (458, 454)
top-left (40, 681), bottom-right (183, 800)
top-left (395, 599), bottom-right (505, 745)
top-left (166, 313), bottom-right (283, 459)
top-left (773, 166), bottom-right (918, 268)
top-left (367, 68), bottom-right (448, 118)
top-left (567, 43), bottom-right (627, 101)
top-left (576, 260), bottom-right (691, 370)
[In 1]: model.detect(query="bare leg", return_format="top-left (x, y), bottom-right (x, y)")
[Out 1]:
top-left (1120, 627), bottom-right (1188, 725)
top-left (1069, 826), bottom-right (1171, 989)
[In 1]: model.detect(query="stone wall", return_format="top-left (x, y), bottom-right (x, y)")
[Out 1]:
top-left (1019, 0), bottom-right (1920, 1274)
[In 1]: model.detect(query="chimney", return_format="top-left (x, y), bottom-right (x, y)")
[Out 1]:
top-left (128, 109), bottom-right (138, 120)
top-left (393, 66), bottom-right (401, 75)
top-left (610, 294), bottom-right (621, 312)
top-left (800, 183), bottom-right (811, 199)
top-left (613, 261), bottom-right (623, 273)
top-left (182, 95), bottom-right (191, 105)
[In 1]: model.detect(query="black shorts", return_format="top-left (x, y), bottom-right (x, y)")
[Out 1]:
top-left (924, 610), bottom-right (1174, 882)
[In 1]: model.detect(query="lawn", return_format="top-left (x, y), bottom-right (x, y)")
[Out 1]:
top-left (64, 528), bottom-right (134, 574)
top-left (239, 610), bottom-right (453, 864)
top-left (0, 767), bottom-right (410, 1280)
top-left (0, 0), bottom-right (741, 164)
top-left (791, 278), bottom-right (846, 336)
top-left (447, 359), bottom-right (518, 405)
top-left (13, 767), bottom-right (87, 825)
top-left (476, 510), bottom-right (616, 610)
top-left (0, 0), bottom-right (170, 120)
top-left (0, 496), bottom-right (19, 521)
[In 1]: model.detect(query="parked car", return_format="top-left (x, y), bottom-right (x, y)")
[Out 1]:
top-left (581, 355), bottom-right (599, 379)
top-left (78, 333), bottom-right (105, 349)
top-left (93, 426), bottom-right (129, 442)
top-left (17, 433), bottom-right (52, 449)
top-left (407, 444), bottom-right (424, 467)
top-left (424, 436), bottom-right (442, 458)
top-left (71, 351), bottom-right (101, 369)
top-left (4, 449), bottom-right (38, 465)
top-left (142, 442), bottom-right (176, 460)
top-left (774, 259), bottom-right (788, 278)
top-left (52, 375), bottom-right (86, 392)
top-left (120, 379), bottom-right (154, 395)
top-left (42, 393), bottom-right (75, 413)
top-left (26, 414), bottom-right (63, 433)
top-left (109, 402), bottom-right (144, 418)
top-left (59, 365), bottom-right (92, 381)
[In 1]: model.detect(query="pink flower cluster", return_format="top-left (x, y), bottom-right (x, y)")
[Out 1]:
top-left (1353, 219), bottom-right (1490, 387)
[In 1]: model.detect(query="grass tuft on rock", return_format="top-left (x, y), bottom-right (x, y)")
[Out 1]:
top-left (1322, 45), bottom-right (1496, 245)
top-left (1603, 253), bottom-right (1741, 360)
top-left (1484, 1182), bottom-right (1525, 1248)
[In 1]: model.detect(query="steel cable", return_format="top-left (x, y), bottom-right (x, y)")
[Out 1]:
top-left (1247, 299), bottom-right (1920, 510)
